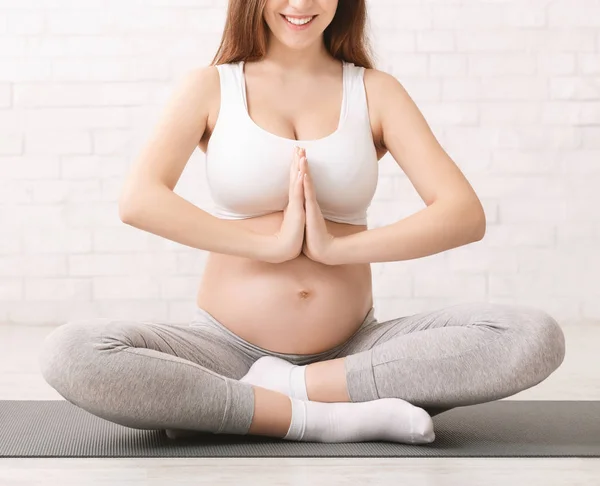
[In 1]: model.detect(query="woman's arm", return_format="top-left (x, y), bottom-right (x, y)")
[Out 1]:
top-left (328, 69), bottom-right (486, 266)
top-left (118, 67), bottom-right (268, 260)
top-left (120, 183), bottom-right (269, 260)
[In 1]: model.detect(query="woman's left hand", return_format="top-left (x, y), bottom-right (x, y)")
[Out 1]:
top-left (300, 151), bottom-right (338, 265)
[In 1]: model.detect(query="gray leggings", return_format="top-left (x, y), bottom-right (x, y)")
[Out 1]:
top-left (38, 301), bottom-right (565, 436)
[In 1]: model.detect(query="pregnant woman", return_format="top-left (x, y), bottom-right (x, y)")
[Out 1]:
top-left (39, 0), bottom-right (566, 444)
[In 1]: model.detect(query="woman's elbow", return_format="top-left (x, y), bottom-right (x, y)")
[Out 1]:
top-left (472, 205), bottom-right (487, 241)
top-left (118, 181), bottom-right (148, 223)
top-left (118, 191), bottom-right (142, 223)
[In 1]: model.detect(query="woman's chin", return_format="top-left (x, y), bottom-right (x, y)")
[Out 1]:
top-left (275, 33), bottom-right (321, 50)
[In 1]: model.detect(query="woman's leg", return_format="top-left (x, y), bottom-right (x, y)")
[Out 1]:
top-left (333, 302), bottom-right (566, 416)
top-left (37, 317), bottom-right (291, 436)
top-left (37, 316), bottom-right (434, 444)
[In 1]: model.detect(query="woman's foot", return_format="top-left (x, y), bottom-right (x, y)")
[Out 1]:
top-left (240, 356), bottom-right (308, 399)
top-left (284, 396), bottom-right (435, 444)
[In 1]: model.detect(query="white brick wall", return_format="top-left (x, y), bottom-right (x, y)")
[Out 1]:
top-left (1, 0), bottom-right (598, 326)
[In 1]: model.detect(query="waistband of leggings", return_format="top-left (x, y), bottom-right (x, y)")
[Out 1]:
top-left (191, 306), bottom-right (377, 361)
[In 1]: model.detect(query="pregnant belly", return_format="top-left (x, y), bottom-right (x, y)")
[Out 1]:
top-left (195, 212), bottom-right (374, 355)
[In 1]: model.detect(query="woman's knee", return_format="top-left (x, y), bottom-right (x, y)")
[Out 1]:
top-left (506, 304), bottom-right (566, 382)
top-left (468, 302), bottom-right (565, 385)
top-left (524, 306), bottom-right (565, 371)
top-left (478, 303), bottom-right (565, 362)
top-left (38, 318), bottom-right (108, 390)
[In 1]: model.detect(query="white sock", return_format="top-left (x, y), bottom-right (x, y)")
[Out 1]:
top-left (240, 356), bottom-right (308, 400)
top-left (283, 396), bottom-right (435, 444)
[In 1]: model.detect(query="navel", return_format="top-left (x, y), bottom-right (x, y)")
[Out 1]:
top-left (297, 289), bottom-right (311, 299)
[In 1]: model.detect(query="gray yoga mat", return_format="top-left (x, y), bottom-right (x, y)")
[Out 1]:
top-left (0, 400), bottom-right (598, 458)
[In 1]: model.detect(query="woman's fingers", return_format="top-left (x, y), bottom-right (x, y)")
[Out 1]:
top-left (290, 147), bottom-right (297, 178)
top-left (290, 146), bottom-right (300, 196)
top-left (288, 147), bottom-right (301, 203)
top-left (290, 147), bottom-right (309, 203)
top-left (296, 163), bottom-right (304, 196)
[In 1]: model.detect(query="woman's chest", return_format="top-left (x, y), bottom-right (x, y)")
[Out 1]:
top-left (204, 128), bottom-right (380, 223)
top-left (198, 88), bottom-right (388, 160)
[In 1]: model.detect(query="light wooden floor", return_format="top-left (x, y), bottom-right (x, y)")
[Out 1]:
top-left (1, 322), bottom-right (599, 486)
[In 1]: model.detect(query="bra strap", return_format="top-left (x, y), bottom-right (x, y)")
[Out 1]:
top-left (345, 62), bottom-right (370, 126)
top-left (214, 62), bottom-right (247, 117)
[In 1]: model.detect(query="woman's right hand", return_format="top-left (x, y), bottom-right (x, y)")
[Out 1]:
top-left (267, 146), bottom-right (306, 264)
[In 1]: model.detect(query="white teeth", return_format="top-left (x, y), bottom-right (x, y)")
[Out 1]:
top-left (284, 15), bottom-right (314, 25)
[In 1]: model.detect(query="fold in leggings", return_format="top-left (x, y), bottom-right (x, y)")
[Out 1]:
top-left (38, 301), bottom-right (565, 436)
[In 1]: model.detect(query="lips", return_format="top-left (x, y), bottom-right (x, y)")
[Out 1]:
top-left (280, 14), bottom-right (317, 28)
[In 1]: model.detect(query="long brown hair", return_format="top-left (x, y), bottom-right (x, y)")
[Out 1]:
top-left (210, 0), bottom-right (375, 69)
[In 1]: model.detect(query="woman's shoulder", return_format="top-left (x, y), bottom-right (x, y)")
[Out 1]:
top-left (363, 66), bottom-right (411, 110)
top-left (363, 67), bottom-right (404, 91)
top-left (179, 64), bottom-right (220, 91)
top-left (360, 67), bottom-right (414, 148)
top-left (177, 64), bottom-right (222, 102)
top-left (164, 65), bottom-right (222, 131)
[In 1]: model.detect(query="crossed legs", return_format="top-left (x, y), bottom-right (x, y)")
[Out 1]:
top-left (38, 302), bottom-right (565, 441)
top-left (243, 302), bottom-right (566, 418)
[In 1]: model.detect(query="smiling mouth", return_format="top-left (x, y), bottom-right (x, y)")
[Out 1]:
top-left (280, 14), bottom-right (318, 27)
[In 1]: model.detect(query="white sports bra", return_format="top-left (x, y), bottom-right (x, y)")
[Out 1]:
top-left (205, 60), bottom-right (379, 225)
